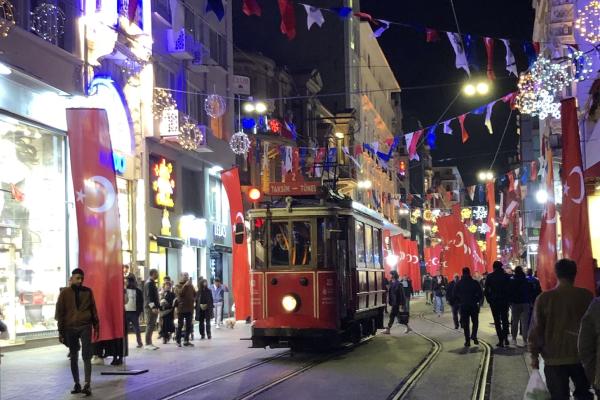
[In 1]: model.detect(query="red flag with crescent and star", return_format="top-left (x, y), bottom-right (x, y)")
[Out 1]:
top-left (537, 145), bottom-right (558, 291)
top-left (425, 245), bottom-right (443, 275)
top-left (408, 240), bottom-right (421, 291)
top-left (66, 109), bottom-right (124, 342)
top-left (485, 181), bottom-right (497, 272)
top-left (560, 98), bottom-right (595, 294)
top-left (437, 212), bottom-right (486, 277)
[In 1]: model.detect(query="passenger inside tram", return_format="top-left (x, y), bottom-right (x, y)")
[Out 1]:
top-left (271, 231), bottom-right (290, 265)
top-left (292, 222), bottom-right (311, 265)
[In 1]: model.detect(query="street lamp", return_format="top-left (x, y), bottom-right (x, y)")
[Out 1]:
top-left (478, 170), bottom-right (494, 182)
top-left (242, 100), bottom-right (267, 114)
top-left (535, 189), bottom-right (548, 204)
top-left (357, 180), bottom-right (372, 189)
top-left (463, 80), bottom-right (491, 97)
top-left (334, 131), bottom-right (345, 139)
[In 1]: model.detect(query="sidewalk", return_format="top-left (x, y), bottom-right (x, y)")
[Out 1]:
top-left (0, 322), bottom-right (285, 400)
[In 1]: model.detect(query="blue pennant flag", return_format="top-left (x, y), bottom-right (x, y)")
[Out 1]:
top-left (523, 43), bottom-right (537, 68)
top-left (464, 34), bottom-right (480, 72)
top-left (426, 126), bottom-right (437, 149)
top-left (206, 0), bottom-right (224, 20)
top-left (332, 7), bottom-right (352, 18)
top-left (521, 165), bottom-right (529, 184)
top-left (472, 105), bottom-right (486, 115)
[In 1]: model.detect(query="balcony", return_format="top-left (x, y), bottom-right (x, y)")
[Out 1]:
top-left (167, 29), bottom-right (194, 60)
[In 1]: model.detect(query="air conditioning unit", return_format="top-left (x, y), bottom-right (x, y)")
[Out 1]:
top-left (189, 44), bottom-right (208, 73)
top-left (167, 29), bottom-right (194, 60)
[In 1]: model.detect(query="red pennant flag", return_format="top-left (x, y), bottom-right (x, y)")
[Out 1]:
top-left (508, 171), bottom-right (515, 192)
top-left (485, 181), bottom-right (497, 272)
top-left (220, 167), bottom-right (251, 320)
top-left (426, 28), bottom-right (440, 42)
top-left (484, 37), bottom-right (496, 80)
top-left (10, 183), bottom-right (24, 202)
top-left (537, 147), bottom-right (558, 291)
top-left (560, 98), bottom-right (595, 294)
top-left (458, 114), bottom-right (469, 143)
top-left (530, 160), bottom-right (537, 181)
top-left (278, 0), bottom-right (296, 40)
top-left (242, 0), bottom-right (262, 16)
top-left (66, 109), bottom-right (124, 342)
top-left (533, 42), bottom-right (540, 54)
top-left (354, 11), bottom-right (374, 22)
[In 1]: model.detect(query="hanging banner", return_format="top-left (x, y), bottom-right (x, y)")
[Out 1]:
top-left (220, 167), bottom-right (251, 320)
top-left (560, 98), bottom-right (595, 294)
top-left (66, 108), bottom-right (124, 342)
top-left (408, 240), bottom-right (421, 291)
top-left (425, 245), bottom-right (443, 275)
top-left (437, 213), bottom-right (485, 276)
top-left (485, 181), bottom-right (497, 271)
top-left (537, 146), bottom-right (558, 291)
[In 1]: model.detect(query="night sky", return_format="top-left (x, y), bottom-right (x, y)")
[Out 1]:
top-left (360, 0), bottom-right (535, 185)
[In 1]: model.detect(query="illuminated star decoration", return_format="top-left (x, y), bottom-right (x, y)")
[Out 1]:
top-left (478, 223), bottom-right (491, 234)
top-left (472, 206), bottom-right (488, 220)
top-left (468, 224), bottom-right (478, 234)
top-left (76, 189), bottom-right (86, 203)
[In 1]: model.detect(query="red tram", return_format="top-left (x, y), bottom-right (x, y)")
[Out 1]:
top-left (248, 198), bottom-right (388, 349)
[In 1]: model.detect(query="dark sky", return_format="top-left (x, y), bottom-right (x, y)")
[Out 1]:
top-left (360, 0), bottom-right (535, 185)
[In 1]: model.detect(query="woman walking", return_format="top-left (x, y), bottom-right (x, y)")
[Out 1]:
top-left (195, 279), bottom-right (214, 340)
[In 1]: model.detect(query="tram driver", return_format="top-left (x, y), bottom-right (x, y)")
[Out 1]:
top-left (272, 232), bottom-right (290, 265)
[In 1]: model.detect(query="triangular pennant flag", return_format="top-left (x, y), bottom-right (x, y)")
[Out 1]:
top-left (426, 28), bottom-right (439, 43)
top-left (446, 32), bottom-right (470, 75)
top-left (443, 120), bottom-right (452, 135)
top-left (426, 126), bottom-right (436, 149)
top-left (501, 92), bottom-right (517, 109)
top-left (464, 34), bottom-right (479, 72)
top-left (467, 185), bottom-right (476, 201)
top-left (302, 4), bottom-right (324, 30)
top-left (373, 20), bottom-right (390, 38)
top-left (485, 101), bottom-right (495, 133)
top-left (404, 132), bottom-right (415, 160)
top-left (458, 114), bottom-right (469, 143)
top-left (472, 105), bottom-right (486, 115)
top-left (484, 37), bottom-right (496, 80)
top-left (342, 147), bottom-right (362, 168)
top-left (278, 0), bottom-right (297, 40)
top-left (242, 0), bottom-right (262, 16)
top-left (523, 42), bottom-right (537, 68)
top-left (206, 0), bottom-right (225, 20)
top-left (354, 12), bottom-right (374, 22)
top-left (332, 7), bottom-right (352, 19)
top-left (501, 39), bottom-right (517, 77)
top-left (128, 0), bottom-right (138, 21)
top-left (405, 129), bottom-right (423, 161)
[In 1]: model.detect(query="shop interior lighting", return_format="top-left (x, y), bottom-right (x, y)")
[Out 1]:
top-left (334, 131), bottom-right (345, 139)
top-left (208, 165), bottom-right (224, 176)
top-left (0, 62), bottom-right (11, 75)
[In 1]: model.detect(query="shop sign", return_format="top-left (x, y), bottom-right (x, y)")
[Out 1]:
top-left (213, 222), bottom-right (227, 243)
top-left (150, 155), bottom-right (175, 209)
top-left (99, 151), bottom-right (127, 175)
top-left (233, 75), bottom-right (250, 95)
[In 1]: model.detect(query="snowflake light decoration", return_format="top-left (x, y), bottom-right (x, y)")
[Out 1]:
top-left (575, 0), bottom-right (600, 45)
top-left (205, 94), bottom-right (226, 119)
top-left (0, 0), bottom-right (16, 37)
top-left (229, 131), bottom-right (251, 155)
top-left (478, 223), bottom-right (491, 234)
top-left (472, 206), bottom-right (488, 221)
top-left (31, 3), bottom-right (65, 44)
top-left (568, 49), bottom-right (594, 82)
top-left (178, 116), bottom-right (204, 151)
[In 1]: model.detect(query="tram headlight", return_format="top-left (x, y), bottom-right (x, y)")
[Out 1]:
top-left (282, 294), bottom-right (299, 312)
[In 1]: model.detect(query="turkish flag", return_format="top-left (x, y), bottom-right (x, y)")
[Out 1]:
top-left (66, 109), bottom-right (124, 342)
top-left (485, 181), bottom-right (497, 271)
top-left (278, 0), bottom-right (296, 40)
top-left (425, 245), bottom-right (443, 275)
top-left (221, 167), bottom-right (251, 320)
top-left (537, 146), bottom-right (558, 291)
top-left (560, 98), bottom-right (595, 294)
top-left (437, 213), bottom-right (486, 277)
top-left (408, 240), bottom-right (422, 291)
top-left (391, 235), bottom-right (409, 277)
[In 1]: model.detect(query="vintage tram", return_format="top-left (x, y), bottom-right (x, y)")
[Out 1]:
top-left (248, 197), bottom-right (389, 349)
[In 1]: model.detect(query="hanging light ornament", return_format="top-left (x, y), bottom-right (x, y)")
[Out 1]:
top-left (468, 224), bottom-right (478, 234)
top-left (478, 223), bottom-right (491, 234)
top-left (423, 209), bottom-right (433, 222)
top-left (477, 240), bottom-right (487, 252)
top-left (567, 49), bottom-right (594, 82)
top-left (410, 215), bottom-right (418, 225)
top-left (229, 131), bottom-right (251, 155)
top-left (178, 116), bottom-right (204, 151)
top-left (472, 206), bottom-right (488, 221)
top-left (431, 225), bottom-right (439, 234)
top-left (0, 0), bottom-right (16, 37)
top-left (153, 88), bottom-right (177, 118)
top-left (575, 0), bottom-right (600, 45)
top-left (412, 208), bottom-right (422, 218)
top-left (461, 207), bottom-right (472, 220)
top-left (205, 94), bottom-right (227, 119)
top-left (31, 3), bottom-right (65, 43)
top-left (516, 72), bottom-right (537, 115)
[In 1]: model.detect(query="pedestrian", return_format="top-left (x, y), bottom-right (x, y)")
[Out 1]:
top-left (480, 272), bottom-right (488, 307)
top-left (210, 278), bottom-right (229, 328)
top-left (55, 268), bottom-right (99, 396)
top-left (174, 272), bottom-right (196, 347)
top-left (455, 267), bottom-right (483, 347)
top-left (195, 279), bottom-right (214, 339)
top-left (446, 273), bottom-right (461, 329)
top-left (529, 259), bottom-right (594, 400)
top-left (422, 272), bottom-right (433, 305)
top-left (508, 266), bottom-right (532, 347)
top-left (124, 275), bottom-right (144, 349)
top-left (159, 281), bottom-right (176, 344)
top-left (578, 297), bottom-right (600, 394)
top-left (143, 269), bottom-right (160, 350)
top-left (432, 273), bottom-right (447, 317)
top-left (383, 271), bottom-right (412, 334)
top-left (382, 274), bottom-right (390, 314)
top-left (485, 261), bottom-right (511, 347)
top-left (400, 275), bottom-right (414, 314)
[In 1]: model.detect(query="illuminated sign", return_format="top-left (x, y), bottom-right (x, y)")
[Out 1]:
top-left (150, 155), bottom-right (175, 209)
top-left (113, 152), bottom-right (126, 174)
top-left (213, 222), bottom-right (227, 244)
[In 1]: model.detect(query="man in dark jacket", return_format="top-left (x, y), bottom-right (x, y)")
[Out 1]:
top-left (175, 272), bottom-right (196, 347)
top-left (400, 276), bottom-right (414, 313)
top-left (508, 266), bottom-right (531, 346)
top-left (55, 268), bottom-right (99, 396)
top-left (455, 267), bottom-right (483, 347)
top-left (143, 269), bottom-right (160, 350)
top-left (446, 274), bottom-right (461, 329)
top-left (384, 271), bottom-right (411, 334)
top-left (485, 261), bottom-right (511, 347)
top-left (423, 273), bottom-right (433, 305)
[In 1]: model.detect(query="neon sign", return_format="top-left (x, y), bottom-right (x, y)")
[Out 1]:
top-left (150, 155), bottom-right (175, 209)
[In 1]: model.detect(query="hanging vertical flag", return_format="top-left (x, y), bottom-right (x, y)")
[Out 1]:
top-left (302, 4), bottom-right (324, 29)
top-left (206, 0), bottom-right (225, 20)
top-left (485, 181), bottom-right (497, 271)
top-left (501, 39), bottom-right (518, 77)
top-left (426, 28), bottom-right (440, 42)
top-left (278, 0), bottom-right (297, 40)
top-left (560, 98), bottom-right (595, 294)
top-left (242, 0), bottom-right (262, 16)
top-left (443, 120), bottom-right (452, 135)
top-left (458, 114), bottom-right (469, 143)
top-left (373, 20), bottom-right (390, 38)
top-left (446, 32), bottom-right (470, 76)
top-left (530, 161), bottom-right (537, 181)
top-left (484, 37), bottom-right (496, 80)
top-left (537, 146), bottom-right (557, 291)
top-left (485, 101), bottom-right (495, 133)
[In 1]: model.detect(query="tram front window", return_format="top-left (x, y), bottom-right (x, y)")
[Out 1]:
top-left (271, 222), bottom-right (290, 266)
top-left (253, 218), bottom-right (267, 268)
top-left (292, 221), bottom-right (311, 265)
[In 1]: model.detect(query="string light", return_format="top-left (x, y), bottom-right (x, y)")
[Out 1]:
top-left (478, 223), bottom-right (491, 234)
top-left (229, 131), bottom-right (251, 155)
top-left (468, 224), bottom-right (478, 234)
top-left (205, 94), bottom-right (227, 119)
top-left (575, 0), bottom-right (600, 45)
top-left (472, 206), bottom-right (488, 220)
top-left (461, 207), bottom-right (472, 220)
top-left (31, 3), bottom-right (65, 43)
top-left (153, 88), bottom-right (177, 118)
top-left (0, 0), bottom-right (16, 37)
top-left (568, 49), bottom-right (594, 82)
top-left (178, 116), bottom-right (204, 151)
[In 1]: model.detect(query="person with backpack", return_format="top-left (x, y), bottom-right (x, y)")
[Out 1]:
top-left (485, 261), bottom-right (511, 347)
top-left (124, 275), bottom-right (144, 348)
top-left (455, 267), bottom-right (483, 347)
top-left (508, 266), bottom-right (532, 347)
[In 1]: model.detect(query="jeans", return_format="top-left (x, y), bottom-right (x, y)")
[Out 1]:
top-left (510, 303), bottom-right (530, 342)
top-left (489, 302), bottom-right (510, 343)
top-left (177, 311), bottom-right (193, 343)
top-left (451, 303), bottom-right (460, 328)
top-left (125, 311), bottom-right (142, 346)
top-left (214, 301), bottom-right (224, 325)
top-left (544, 364), bottom-right (593, 400)
top-left (64, 325), bottom-right (93, 384)
top-left (460, 305), bottom-right (479, 342)
top-left (197, 311), bottom-right (211, 338)
top-left (434, 296), bottom-right (445, 314)
top-left (145, 308), bottom-right (158, 345)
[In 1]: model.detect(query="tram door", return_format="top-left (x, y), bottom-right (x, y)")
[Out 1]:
top-left (335, 217), bottom-right (349, 319)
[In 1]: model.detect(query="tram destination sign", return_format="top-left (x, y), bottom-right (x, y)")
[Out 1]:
top-left (269, 180), bottom-right (321, 196)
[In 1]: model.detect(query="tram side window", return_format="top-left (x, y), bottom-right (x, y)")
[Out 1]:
top-left (373, 228), bottom-right (381, 268)
top-left (253, 218), bottom-right (267, 268)
top-left (292, 221), bottom-right (312, 266)
top-left (317, 218), bottom-right (325, 268)
top-left (355, 221), bottom-right (365, 265)
top-left (365, 225), bottom-right (373, 266)
top-left (271, 222), bottom-right (290, 266)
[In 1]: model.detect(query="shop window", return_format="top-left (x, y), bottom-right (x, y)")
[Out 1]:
top-left (292, 221), bottom-right (311, 266)
top-left (373, 228), bottom-right (381, 268)
top-left (208, 175), bottom-right (227, 224)
top-left (252, 218), bottom-right (266, 269)
top-left (182, 167), bottom-right (202, 217)
top-left (270, 221), bottom-right (289, 266)
top-left (365, 224), bottom-right (373, 266)
top-left (355, 221), bottom-right (365, 265)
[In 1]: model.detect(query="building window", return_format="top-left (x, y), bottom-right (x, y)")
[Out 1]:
top-left (209, 29), bottom-right (228, 69)
top-left (182, 167), bottom-right (203, 217)
top-left (208, 175), bottom-right (228, 224)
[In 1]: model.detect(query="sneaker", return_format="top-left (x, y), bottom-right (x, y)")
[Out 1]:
top-left (177, 342), bottom-right (182, 347)
top-left (91, 356), bottom-right (104, 365)
top-left (183, 342), bottom-right (194, 347)
top-left (136, 343), bottom-right (143, 348)
top-left (404, 326), bottom-right (413, 334)
top-left (70, 383), bottom-right (82, 394)
top-left (144, 345), bottom-right (159, 350)
top-left (383, 328), bottom-right (391, 335)
top-left (504, 338), bottom-right (510, 347)
top-left (511, 339), bottom-right (518, 347)
top-left (464, 341), bottom-right (471, 347)
top-left (472, 338), bottom-right (479, 345)
top-left (82, 383), bottom-right (92, 397)
top-left (207, 335), bottom-right (211, 339)
top-left (215, 325), bottom-right (221, 329)
top-left (200, 336), bottom-right (205, 340)
top-left (496, 342), bottom-right (504, 348)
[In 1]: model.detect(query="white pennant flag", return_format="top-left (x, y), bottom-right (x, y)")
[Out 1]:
top-left (485, 101), bottom-right (495, 134)
top-left (303, 4), bottom-right (325, 30)
top-left (501, 39), bottom-right (518, 77)
top-left (446, 32), bottom-right (470, 76)
top-left (443, 120), bottom-right (452, 135)
top-left (284, 146), bottom-right (293, 173)
top-left (342, 146), bottom-right (362, 169)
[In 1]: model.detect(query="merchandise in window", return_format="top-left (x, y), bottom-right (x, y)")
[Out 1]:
top-left (253, 218), bottom-right (266, 269)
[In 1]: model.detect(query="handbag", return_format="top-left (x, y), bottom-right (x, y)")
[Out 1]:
top-left (199, 304), bottom-right (208, 311)
top-left (398, 311), bottom-right (410, 325)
